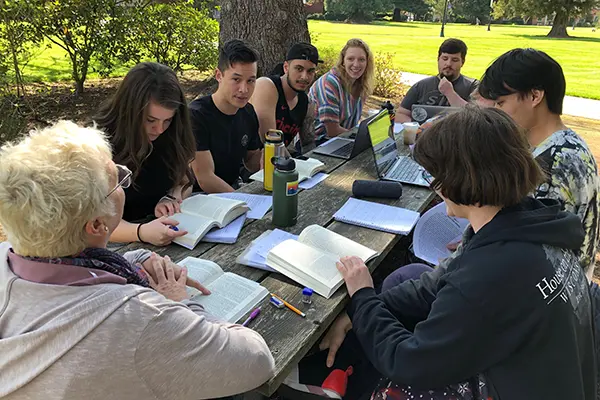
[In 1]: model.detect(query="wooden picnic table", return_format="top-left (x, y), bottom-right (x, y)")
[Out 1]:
top-left (114, 143), bottom-right (436, 396)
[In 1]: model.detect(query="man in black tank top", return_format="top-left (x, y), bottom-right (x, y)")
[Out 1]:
top-left (250, 43), bottom-right (322, 155)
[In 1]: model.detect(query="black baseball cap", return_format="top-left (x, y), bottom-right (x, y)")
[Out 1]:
top-left (286, 43), bottom-right (323, 66)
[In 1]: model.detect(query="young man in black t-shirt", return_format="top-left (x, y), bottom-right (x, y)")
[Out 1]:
top-left (396, 38), bottom-right (478, 123)
top-left (250, 43), bottom-right (322, 155)
top-left (190, 40), bottom-right (262, 193)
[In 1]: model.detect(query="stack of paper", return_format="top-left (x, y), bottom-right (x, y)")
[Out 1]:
top-left (333, 197), bottom-right (420, 235)
top-left (236, 229), bottom-right (299, 271)
top-left (213, 193), bottom-right (272, 220)
top-left (412, 202), bottom-right (469, 265)
top-left (202, 215), bottom-right (246, 244)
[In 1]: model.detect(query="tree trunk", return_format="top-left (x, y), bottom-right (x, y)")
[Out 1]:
top-left (219, 0), bottom-right (310, 76)
top-left (547, 9), bottom-right (569, 38)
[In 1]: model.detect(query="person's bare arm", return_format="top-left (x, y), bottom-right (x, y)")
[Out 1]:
top-left (110, 218), bottom-right (188, 246)
top-left (244, 149), bottom-right (261, 173)
top-left (395, 106), bottom-right (412, 123)
top-left (249, 78), bottom-right (278, 142)
top-left (110, 220), bottom-right (140, 243)
top-left (438, 78), bottom-right (468, 107)
top-left (323, 122), bottom-right (349, 137)
top-left (298, 101), bottom-right (317, 153)
top-left (191, 150), bottom-right (235, 194)
top-left (444, 91), bottom-right (468, 107)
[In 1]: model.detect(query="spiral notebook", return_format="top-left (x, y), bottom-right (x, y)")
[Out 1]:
top-left (333, 197), bottom-right (420, 235)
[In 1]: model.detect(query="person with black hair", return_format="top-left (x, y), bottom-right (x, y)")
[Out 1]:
top-left (250, 43), bottom-right (321, 155)
top-left (479, 48), bottom-right (599, 279)
top-left (396, 38), bottom-right (478, 123)
top-left (292, 107), bottom-right (595, 400)
top-left (190, 39), bottom-right (262, 193)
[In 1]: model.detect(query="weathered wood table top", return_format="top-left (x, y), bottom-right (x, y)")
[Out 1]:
top-left (114, 144), bottom-right (436, 396)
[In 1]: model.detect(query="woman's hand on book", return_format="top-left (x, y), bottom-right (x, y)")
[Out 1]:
top-left (336, 256), bottom-right (374, 297)
top-left (144, 254), bottom-right (190, 302)
top-left (155, 197), bottom-right (182, 217)
top-left (319, 313), bottom-right (352, 368)
top-left (138, 217), bottom-right (188, 246)
top-left (142, 253), bottom-right (210, 295)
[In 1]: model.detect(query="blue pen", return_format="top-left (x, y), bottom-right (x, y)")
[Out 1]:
top-left (169, 226), bottom-right (179, 231)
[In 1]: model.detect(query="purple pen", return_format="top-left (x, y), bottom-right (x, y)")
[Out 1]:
top-left (242, 307), bottom-right (261, 327)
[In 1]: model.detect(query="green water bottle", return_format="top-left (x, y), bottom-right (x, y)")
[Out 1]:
top-left (272, 157), bottom-right (299, 228)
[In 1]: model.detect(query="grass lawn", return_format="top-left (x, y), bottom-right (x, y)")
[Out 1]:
top-left (21, 40), bottom-right (132, 84)
top-left (309, 20), bottom-right (600, 100)
top-left (21, 22), bottom-right (600, 99)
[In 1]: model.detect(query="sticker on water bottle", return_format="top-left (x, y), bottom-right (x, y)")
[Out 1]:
top-left (286, 181), bottom-right (299, 196)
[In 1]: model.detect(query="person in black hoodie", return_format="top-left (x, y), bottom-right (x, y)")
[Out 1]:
top-left (309, 107), bottom-right (596, 400)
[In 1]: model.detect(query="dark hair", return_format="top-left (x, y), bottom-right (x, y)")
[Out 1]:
top-left (95, 62), bottom-right (195, 191)
top-left (217, 39), bottom-right (259, 72)
top-left (478, 48), bottom-right (566, 115)
top-left (438, 38), bottom-right (467, 60)
top-left (413, 106), bottom-right (544, 207)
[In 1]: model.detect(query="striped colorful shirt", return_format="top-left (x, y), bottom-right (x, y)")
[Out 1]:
top-left (309, 68), bottom-right (364, 139)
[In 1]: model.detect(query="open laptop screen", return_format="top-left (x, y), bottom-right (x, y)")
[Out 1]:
top-left (367, 110), bottom-right (396, 178)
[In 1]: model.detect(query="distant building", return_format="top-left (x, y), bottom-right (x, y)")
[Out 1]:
top-left (304, 0), bottom-right (324, 15)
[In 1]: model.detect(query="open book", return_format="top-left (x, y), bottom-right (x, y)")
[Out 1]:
top-left (266, 225), bottom-right (380, 298)
top-left (413, 202), bottom-right (469, 265)
top-left (250, 158), bottom-right (326, 183)
top-left (178, 256), bottom-right (268, 323)
top-left (170, 195), bottom-right (249, 249)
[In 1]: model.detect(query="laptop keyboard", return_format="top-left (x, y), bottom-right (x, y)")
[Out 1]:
top-left (387, 157), bottom-right (421, 182)
top-left (332, 142), bottom-right (354, 157)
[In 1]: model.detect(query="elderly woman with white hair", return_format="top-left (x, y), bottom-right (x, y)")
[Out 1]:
top-left (0, 121), bottom-right (275, 399)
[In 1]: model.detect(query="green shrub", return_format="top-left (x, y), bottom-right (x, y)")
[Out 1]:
top-left (314, 44), bottom-right (339, 79)
top-left (136, 1), bottom-right (218, 72)
top-left (373, 52), bottom-right (406, 100)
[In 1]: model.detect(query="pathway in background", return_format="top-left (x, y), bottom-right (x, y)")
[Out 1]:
top-left (400, 72), bottom-right (600, 121)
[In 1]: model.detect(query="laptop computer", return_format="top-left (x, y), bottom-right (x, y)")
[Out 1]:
top-left (313, 110), bottom-right (383, 160)
top-left (367, 110), bottom-right (430, 187)
top-left (411, 104), bottom-right (460, 124)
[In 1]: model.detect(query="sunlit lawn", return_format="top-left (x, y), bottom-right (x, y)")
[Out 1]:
top-left (17, 20), bottom-right (600, 99)
top-left (309, 20), bottom-right (600, 99)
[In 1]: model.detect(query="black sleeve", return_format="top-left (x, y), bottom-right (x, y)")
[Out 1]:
top-left (377, 265), bottom-right (446, 324)
top-left (347, 275), bottom-right (532, 389)
top-left (247, 107), bottom-right (262, 151)
top-left (190, 109), bottom-right (210, 152)
top-left (469, 78), bottom-right (480, 97)
top-left (400, 82), bottom-right (421, 110)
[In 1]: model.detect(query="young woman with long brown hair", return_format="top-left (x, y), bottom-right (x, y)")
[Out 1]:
top-left (95, 62), bottom-right (195, 246)
top-left (309, 38), bottom-right (375, 141)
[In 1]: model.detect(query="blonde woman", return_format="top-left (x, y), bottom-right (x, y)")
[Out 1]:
top-left (309, 38), bottom-right (374, 140)
top-left (0, 121), bottom-right (274, 399)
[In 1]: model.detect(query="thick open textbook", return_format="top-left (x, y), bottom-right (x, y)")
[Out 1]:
top-left (170, 195), bottom-right (249, 249)
top-left (413, 202), bottom-right (469, 265)
top-left (178, 256), bottom-right (268, 323)
top-left (250, 158), bottom-right (326, 183)
top-left (265, 225), bottom-right (380, 298)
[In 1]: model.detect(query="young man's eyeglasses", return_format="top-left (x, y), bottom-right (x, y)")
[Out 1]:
top-left (106, 165), bottom-right (132, 198)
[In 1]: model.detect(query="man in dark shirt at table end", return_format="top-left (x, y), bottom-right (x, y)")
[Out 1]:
top-left (396, 38), bottom-right (478, 123)
top-left (190, 39), bottom-right (262, 193)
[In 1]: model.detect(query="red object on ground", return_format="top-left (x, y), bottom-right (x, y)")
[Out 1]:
top-left (321, 366), bottom-right (354, 397)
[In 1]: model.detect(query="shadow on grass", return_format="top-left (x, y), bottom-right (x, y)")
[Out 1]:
top-left (317, 20), bottom-right (422, 29)
top-left (23, 64), bottom-right (71, 83)
top-left (508, 33), bottom-right (600, 44)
